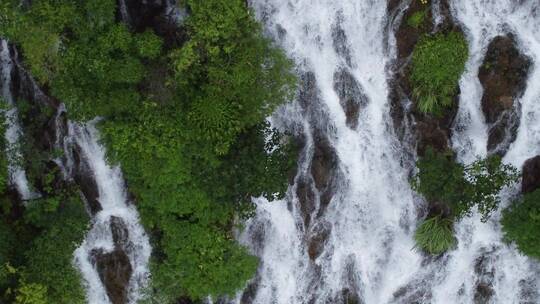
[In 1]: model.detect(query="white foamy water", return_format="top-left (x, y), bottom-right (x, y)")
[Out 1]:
top-left (0, 39), bottom-right (37, 201)
top-left (70, 121), bottom-right (151, 304)
top-left (237, 0), bottom-right (423, 303)
top-left (236, 0), bottom-right (540, 303)
top-left (433, 1), bottom-right (540, 303)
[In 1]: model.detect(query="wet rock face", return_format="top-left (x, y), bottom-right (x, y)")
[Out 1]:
top-left (307, 223), bottom-right (331, 260)
top-left (95, 248), bottom-right (133, 304)
top-left (311, 133), bottom-right (338, 209)
top-left (473, 253), bottom-right (496, 304)
top-left (522, 155), bottom-right (540, 194)
top-left (332, 12), bottom-right (352, 66)
top-left (389, 0), bottom-right (461, 155)
top-left (333, 68), bottom-right (367, 129)
top-left (94, 217), bottom-right (133, 304)
top-left (72, 145), bottom-right (102, 214)
top-left (479, 35), bottom-right (531, 154)
top-left (119, 0), bottom-right (187, 47)
top-left (394, 0), bottom-right (429, 61)
top-left (296, 176), bottom-right (316, 227)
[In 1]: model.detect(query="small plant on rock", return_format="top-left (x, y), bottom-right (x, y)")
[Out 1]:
top-left (407, 10), bottom-right (427, 29)
top-left (414, 215), bottom-right (456, 255)
top-left (410, 32), bottom-right (469, 115)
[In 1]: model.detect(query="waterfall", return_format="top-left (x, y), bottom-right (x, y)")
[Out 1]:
top-left (236, 0), bottom-right (540, 303)
top-left (237, 0), bottom-right (423, 303)
top-left (435, 0), bottom-right (540, 303)
top-left (70, 121), bottom-right (151, 304)
top-left (0, 39), bottom-right (37, 201)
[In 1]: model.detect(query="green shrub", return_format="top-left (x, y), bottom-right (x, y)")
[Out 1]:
top-left (407, 10), bottom-right (426, 29)
top-left (415, 215), bottom-right (456, 254)
top-left (171, 0), bottom-right (296, 155)
top-left (412, 148), bottom-right (519, 221)
top-left (502, 189), bottom-right (540, 259)
top-left (410, 32), bottom-right (468, 115)
top-left (15, 282), bottom-right (48, 304)
top-left (20, 187), bottom-right (88, 304)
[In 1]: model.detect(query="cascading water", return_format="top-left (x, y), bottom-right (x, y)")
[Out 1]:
top-left (436, 0), bottom-right (540, 303)
top-left (70, 121), bottom-right (151, 304)
top-left (237, 0), bottom-right (423, 303)
top-left (237, 0), bottom-right (540, 303)
top-left (0, 39), bottom-right (37, 201)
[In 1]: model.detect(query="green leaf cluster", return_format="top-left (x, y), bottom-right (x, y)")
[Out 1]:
top-left (413, 148), bottom-right (518, 221)
top-left (410, 32), bottom-right (468, 115)
top-left (414, 215), bottom-right (456, 255)
top-left (502, 189), bottom-right (540, 260)
top-left (1, 0), bottom-right (163, 120)
top-left (407, 10), bottom-right (427, 29)
top-left (412, 148), bottom-right (518, 255)
top-left (171, 0), bottom-right (296, 155)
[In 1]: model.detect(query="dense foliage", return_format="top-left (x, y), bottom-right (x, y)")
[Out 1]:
top-left (412, 148), bottom-right (518, 254)
top-left (502, 189), bottom-right (540, 259)
top-left (414, 215), bottom-right (456, 255)
top-left (410, 32), bottom-right (468, 114)
top-left (412, 148), bottom-right (518, 221)
top-left (2, 0), bottom-right (297, 302)
top-left (0, 107), bottom-right (89, 303)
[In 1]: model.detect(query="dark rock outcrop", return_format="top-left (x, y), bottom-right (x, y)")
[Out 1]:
top-left (389, 0), bottom-right (462, 156)
top-left (118, 0), bottom-right (187, 47)
top-left (93, 218), bottom-right (134, 304)
top-left (473, 252), bottom-right (496, 304)
top-left (95, 248), bottom-right (133, 304)
top-left (296, 176), bottom-right (316, 228)
top-left (522, 155), bottom-right (540, 194)
top-left (478, 35), bottom-right (531, 155)
top-left (307, 223), bottom-right (331, 260)
top-left (72, 144), bottom-right (102, 214)
top-left (311, 133), bottom-right (339, 209)
top-left (332, 11), bottom-right (353, 66)
top-left (333, 68), bottom-right (367, 129)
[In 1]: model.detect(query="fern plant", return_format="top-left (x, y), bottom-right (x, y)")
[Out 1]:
top-left (410, 32), bottom-right (468, 115)
top-left (414, 215), bottom-right (456, 255)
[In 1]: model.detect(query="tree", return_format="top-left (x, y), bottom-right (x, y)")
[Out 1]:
top-left (502, 189), bottom-right (540, 259)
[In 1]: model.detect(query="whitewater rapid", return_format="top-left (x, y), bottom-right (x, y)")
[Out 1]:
top-left (69, 121), bottom-right (151, 304)
top-left (237, 0), bottom-right (422, 303)
top-left (0, 39), bottom-right (37, 201)
top-left (236, 0), bottom-right (540, 303)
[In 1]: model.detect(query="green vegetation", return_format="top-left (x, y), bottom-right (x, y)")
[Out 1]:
top-left (502, 189), bottom-right (540, 260)
top-left (0, 102), bottom-right (86, 303)
top-left (412, 148), bottom-right (518, 221)
top-left (15, 282), bottom-right (48, 304)
top-left (412, 148), bottom-right (518, 254)
top-left (414, 215), bottom-right (456, 254)
top-left (407, 10), bottom-right (427, 29)
top-left (410, 32), bottom-right (468, 115)
top-left (2, 0), bottom-right (297, 302)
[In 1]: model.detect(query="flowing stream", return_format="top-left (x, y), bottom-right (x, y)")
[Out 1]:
top-left (69, 121), bottom-right (151, 304)
top-left (0, 39), bottom-right (36, 201)
top-left (236, 0), bottom-right (540, 303)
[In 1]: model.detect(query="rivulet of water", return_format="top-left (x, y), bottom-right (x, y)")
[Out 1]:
top-left (0, 39), bottom-right (37, 201)
top-left (70, 121), bottom-right (151, 304)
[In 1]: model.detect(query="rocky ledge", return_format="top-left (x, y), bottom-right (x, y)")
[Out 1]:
top-left (478, 35), bottom-right (531, 155)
